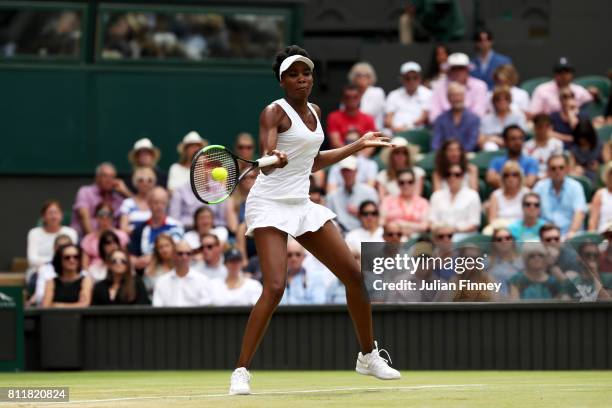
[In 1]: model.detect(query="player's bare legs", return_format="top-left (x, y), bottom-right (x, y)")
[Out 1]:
top-left (236, 227), bottom-right (288, 368)
top-left (296, 221), bottom-right (374, 354)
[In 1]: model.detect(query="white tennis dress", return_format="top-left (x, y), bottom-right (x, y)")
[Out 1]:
top-left (245, 98), bottom-right (336, 237)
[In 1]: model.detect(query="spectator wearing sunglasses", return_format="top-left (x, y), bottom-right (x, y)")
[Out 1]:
top-left (125, 138), bottom-right (167, 193)
top-left (119, 167), bottom-right (155, 233)
top-left (345, 201), bottom-right (384, 252)
top-left (486, 125), bottom-right (538, 190)
top-left (533, 154), bottom-right (587, 239)
top-left (234, 133), bottom-right (256, 168)
top-left (430, 224), bottom-right (455, 281)
top-left (538, 224), bottom-right (578, 275)
top-left (380, 169), bottom-right (429, 238)
top-left (192, 233), bottom-right (227, 280)
top-left (80, 203), bottom-right (129, 277)
top-left (92, 249), bottom-right (149, 305)
top-left (152, 241), bottom-right (211, 307)
top-left (487, 228), bottom-right (523, 297)
top-left (509, 243), bottom-right (563, 300)
top-left (429, 164), bottom-right (481, 242)
top-left (508, 193), bottom-right (547, 242)
top-left (42, 244), bottom-right (92, 308)
top-left (209, 248), bottom-right (263, 306)
top-left (487, 161), bottom-right (530, 225)
top-left (280, 239), bottom-right (326, 305)
top-left (376, 137), bottom-right (425, 198)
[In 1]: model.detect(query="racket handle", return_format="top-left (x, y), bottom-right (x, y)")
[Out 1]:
top-left (257, 155), bottom-right (280, 168)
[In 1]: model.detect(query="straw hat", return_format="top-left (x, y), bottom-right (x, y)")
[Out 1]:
top-left (177, 131), bottom-right (208, 155)
top-left (380, 137), bottom-right (418, 167)
top-left (128, 138), bottom-right (161, 165)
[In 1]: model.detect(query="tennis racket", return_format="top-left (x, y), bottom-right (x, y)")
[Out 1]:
top-left (190, 144), bottom-right (279, 204)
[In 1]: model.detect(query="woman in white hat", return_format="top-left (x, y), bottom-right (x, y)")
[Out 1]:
top-left (167, 131), bottom-right (207, 193)
top-left (376, 136), bottom-right (424, 197)
top-left (229, 45), bottom-right (400, 395)
top-left (126, 138), bottom-right (166, 193)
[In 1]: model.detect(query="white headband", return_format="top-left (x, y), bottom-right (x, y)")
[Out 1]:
top-left (278, 55), bottom-right (314, 81)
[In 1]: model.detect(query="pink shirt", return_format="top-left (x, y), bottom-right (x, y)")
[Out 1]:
top-left (381, 195), bottom-right (429, 224)
top-left (70, 184), bottom-right (124, 236)
top-left (429, 77), bottom-right (488, 121)
top-left (529, 81), bottom-right (592, 114)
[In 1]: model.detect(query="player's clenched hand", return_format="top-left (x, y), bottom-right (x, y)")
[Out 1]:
top-left (359, 131), bottom-right (394, 148)
top-left (269, 150), bottom-right (288, 168)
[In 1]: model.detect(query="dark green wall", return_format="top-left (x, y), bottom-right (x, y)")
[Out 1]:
top-left (0, 65), bottom-right (282, 174)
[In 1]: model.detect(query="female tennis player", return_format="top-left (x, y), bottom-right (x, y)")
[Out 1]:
top-left (229, 45), bottom-right (401, 395)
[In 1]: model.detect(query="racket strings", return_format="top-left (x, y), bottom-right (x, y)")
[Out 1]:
top-left (192, 148), bottom-right (238, 203)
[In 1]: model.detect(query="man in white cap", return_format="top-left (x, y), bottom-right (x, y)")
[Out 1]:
top-left (384, 61), bottom-right (432, 133)
top-left (326, 155), bottom-right (378, 232)
top-left (429, 52), bottom-right (488, 121)
top-left (125, 138), bottom-right (167, 193)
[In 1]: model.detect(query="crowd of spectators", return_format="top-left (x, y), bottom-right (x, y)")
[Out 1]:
top-left (24, 29), bottom-right (612, 306)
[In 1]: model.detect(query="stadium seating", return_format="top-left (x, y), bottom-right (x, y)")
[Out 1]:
top-left (567, 231), bottom-right (604, 246)
top-left (396, 128), bottom-right (431, 154)
top-left (575, 75), bottom-right (610, 98)
top-left (598, 124), bottom-right (612, 143)
top-left (470, 149), bottom-right (507, 177)
top-left (569, 175), bottom-right (594, 202)
top-left (455, 233), bottom-right (491, 252)
top-left (520, 77), bottom-right (551, 96)
top-left (416, 151), bottom-right (436, 174)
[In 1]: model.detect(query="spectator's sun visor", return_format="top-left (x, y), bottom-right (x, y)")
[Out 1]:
top-left (279, 55), bottom-right (314, 81)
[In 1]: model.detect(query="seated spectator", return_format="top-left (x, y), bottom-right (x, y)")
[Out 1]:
top-left (429, 164), bottom-right (481, 241)
top-left (429, 52), bottom-right (488, 121)
top-left (326, 156), bottom-right (378, 232)
top-left (192, 233), bottom-right (227, 280)
top-left (85, 229), bottom-right (123, 282)
top-left (345, 200), bottom-right (384, 251)
top-left (348, 62), bottom-right (386, 129)
top-left (589, 162), bottom-right (612, 233)
top-left (487, 228), bottom-right (523, 297)
top-left (431, 82), bottom-right (480, 152)
top-left (29, 234), bottom-right (74, 307)
top-left (280, 240), bottom-right (326, 305)
top-left (470, 28), bottom-right (512, 90)
top-left (424, 44), bottom-right (450, 89)
top-left (432, 139), bottom-right (478, 192)
top-left (143, 234), bottom-right (175, 297)
top-left (209, 248), bottom-right (263, 306)
top-left (125, 138), bottom-right (167, 193)
top-left (376, 137), bottom-right (424, 197)
top-left (550, 87), bottom-right (589, 147)
top-left (80, 204), bottom-right (129, 274)
top-left (92, 249), bottom-right (150, 305)
top-left (530, 57), bottom-right (592, 115)
top-left (489, 64), bottom-right (530, 115)
top-left (447, 244), bottom-right (499, 302)
top-left (534, 155), bottom-right (587, 239)
top-left (600, 224), bottom-right (612, 278)
top-left (479, 86), bottom-right (527, 151)
top-left (563, 241), bottom-right (611, 301)
top-left (234, 132), bottom-right (256, 172)
top-left (169, 178), bottom-right (234, 231)
top-left (152, 241), bottom-right (211, 307)
top-left (42, 244), bottom-right (92, 308)
top-left (386, 240), bottom-right (438, 302)
top-left (184, 207), bottom-right (229, 254)
top-left (508, 193), bottom-right (547, 242)
top-left (327, 131), bottom-right (378, 193)
top-left (539, 224), bottom-right (579, 274)
top-left (383, 221), bottom-right (404, 244)
top-left (569, 119), bottom-right (603, 184)
top-left (326, 84), bottom-right (376, 148)
top-left (70, 162), bottom-right (128, 237)
top-left (167, 131), bottom-right (207, 193)
top-left (119, 167), bottom-right (154, 233)
top-left (523, 114), bottom-right (563, 179)
top-left (486, 125), bottom-right (538, 189)
top-left (129, 187), bottom-right (184, 270)
top-left (509, 243), bottom-right (563, 300)
top-left (487, 161), bottom-right (530, 225)
top-left (384, 61), bottom-right (432, 132)
top-left (27, 200), bottom-right (78, 281)
top-left (430, 224), bottom-right (456, 281)
top-left (380, 169), bottom-right (430, 237)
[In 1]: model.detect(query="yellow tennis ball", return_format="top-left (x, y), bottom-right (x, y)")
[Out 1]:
top-left (211, 167), bottom-right (228, 182)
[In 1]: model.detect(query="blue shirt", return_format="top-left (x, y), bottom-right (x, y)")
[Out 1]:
top-left (470, 51), bottom-right (512, 89)
top-left (533, 178), bottom-right (587, 236)
top-left (488, 154), bottom-right (539, 177)
top-left (280, 268), bottom-right (326, 305)
top-left (508, 218), bottom-right (547, 242)
top-left (432, 109), bottom-right (480, 152)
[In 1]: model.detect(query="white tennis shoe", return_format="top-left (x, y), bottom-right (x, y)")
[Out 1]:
top-left (229, 367), bottom-right (252, 395)
top-left (356, 341), bottom-right (401, 380)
